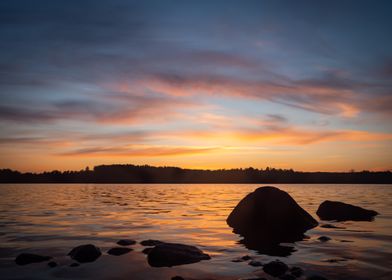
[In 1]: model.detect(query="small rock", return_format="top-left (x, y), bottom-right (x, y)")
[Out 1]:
top-left (318, 236), bottom-right (331, 242)
top-left (47, 261), bottom-right (57, 268)
top-left (248, 260), bottom-right (263, 267)
top-left (323, 258), bottom-right (347, 263)
top-left (147, 242), bottom-right (210, 267)
top-left (238, 276), bottom-right (267, 280)
top-left (69, 262), bottom-right (80, 267)
top-left (140, 239), bottom-right (164, 246)
top-left (231, 258), bottom-right (244, 262)
top-left (279, 274), bottom-right (296, 280)
top-left (316, 200), bottom-right (378, 221)
top-left (320, 224), bottom-right (339, 229)
top-left (290, 266), bottom-right (304, 277)
top-left (172, 277), bottom-right (185, 280)
top-left (15, 253), bottom-right (52, 265)
top-left (142, 247), bottom-right (153, 255)
top-left (241, 255), bottom-right (252, 261)
top-left (307, 276), bottom-right (328, 280)
top-left (340, 240), bottom-right (353, 243)
top-left (107, 247), bottom-right (133, 256)
top-left (263, 260), bottom-right (289, 277)
top-left (68, 244), bottom-right (101, 263)
top-left (117, 239), bottom-right (136, 246)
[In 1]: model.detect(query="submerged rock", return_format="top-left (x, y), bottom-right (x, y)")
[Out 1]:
top-left (318, 236), bottom-right (331, 242)
top-left (68, 244), bottom-right (101, 263)
top-left (142, 247), bottom-right (153, 255)
top-left (70, 262), bottom-right (80, 267)
top-left (320, 224), bottom-right (341, 229)
top-left (107, 247), bottom-right (133, 256)
top-left (307, 275), bottom-right (328, 280)
top-left (140, 239), bottom-right (164, 246)
top-left (15, 253), bottom-right (52, 265)
top-left (263, 260), bottom-right (289, 277)
top-left (47, 261), bottom-right (58, 268)
top-left (316, 200), bottom-right (378, 221)
top-left (171, 277), bottom-right (185, 280)
top-left (279, 274), bottom-right (296, 280)
top-left (147, 242), bottom-right (210, 267)
top-left (227, 186), bottom-right (318, 256)
top-left (238, 276), bottom-right (267, 280)
top-left (290, 266), bottom-right (304, 277)
top-left (117, 239), bottom-right (136, 246)
top-left (241, 255), bottom-right (252, 261)
top-left (248, 260), bottom-right (263, 267)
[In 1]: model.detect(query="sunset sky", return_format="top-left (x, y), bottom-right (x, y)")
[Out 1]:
top-left (0, 0), bottom-right (391, 172)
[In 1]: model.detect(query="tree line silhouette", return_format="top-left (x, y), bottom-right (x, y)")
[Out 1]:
top-left (0, 164), bottom-right (391, 183)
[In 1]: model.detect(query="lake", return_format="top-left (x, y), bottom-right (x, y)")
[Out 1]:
top-left (0, 184), bottom-right (391, 280)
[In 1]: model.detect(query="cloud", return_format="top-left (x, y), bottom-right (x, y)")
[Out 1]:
top-left (58, 145), bottom-right (217, 157)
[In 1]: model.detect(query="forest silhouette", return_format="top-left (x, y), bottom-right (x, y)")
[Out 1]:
top-left (0, 164), bottom-right (391, 183)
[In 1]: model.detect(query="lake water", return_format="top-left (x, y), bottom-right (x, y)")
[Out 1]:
top-left (0, 184), bottom-right (391, 280)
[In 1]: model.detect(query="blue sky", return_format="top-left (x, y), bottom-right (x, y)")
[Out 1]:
top-left (0, 0), bottom-right (391, 171)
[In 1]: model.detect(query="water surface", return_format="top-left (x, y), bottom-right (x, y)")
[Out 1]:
top-left (0, 184), bottom-right (391, 279)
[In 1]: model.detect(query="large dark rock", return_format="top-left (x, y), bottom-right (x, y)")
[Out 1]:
top-left (68, 244), bottom-right (101, 263)
top-left (15, 253), bottom-right (52, 265)
top-left (316, 200), bottom-right (378, 221)
top-left (147, 243), bottom-right (210, 267)
top-left (227, 186), bottom-right (318, 255)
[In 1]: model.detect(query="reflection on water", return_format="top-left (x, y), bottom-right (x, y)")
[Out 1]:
top-left (0, 184), bottom-right (391, 279)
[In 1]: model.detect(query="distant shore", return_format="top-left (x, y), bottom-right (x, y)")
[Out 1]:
top-left (1, 164), bottom-right (391, 183)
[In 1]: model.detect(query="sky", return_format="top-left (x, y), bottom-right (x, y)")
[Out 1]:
top-left (0, 0), bottom-right (391, 172)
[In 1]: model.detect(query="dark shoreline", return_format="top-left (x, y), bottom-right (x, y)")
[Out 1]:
top-left (1, 164), bottom-right (391, 184)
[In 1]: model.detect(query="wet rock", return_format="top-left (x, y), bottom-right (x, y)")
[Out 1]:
top-left (47, 261), bottom-right (57, 268)
top-left (241, 255), bottom-right (252, 261)
top-left (316, 200), bottom-right (378, 221)
top-left (171, 277), bottom-right (185, 280)
top-left (227, 187), bottom-right (318, 256)
top-left (107, 247), bottom-right (133, 256)
top-left (323, 258), bottom-right (347, 263)
top-left (248, 260), bottom-right (263, 267)
top-left (231, 258), bottom-right (244, 262)
top-left (70, 262), bottom-right (80, 267)
top-left (318, 236), bottom-right (331, 242)
top-left (340, 239), bottom-right (353, 243)
top-left (307, 275), bottom-right (328, 280)
top-left (238, 278), bottom-right (267, 280)
top-left (142, 247), bottom-right (153, 255)
top-left (68, 244), bottom-right (101, 263)
top-left (320, 224), bottom-right (341, 229)
top-left (279, 274), bottom-right (296, 280)
top-left (263, 260), bottom-right (289, 277)
top-left (116, 239), bottom-right (136, 246)
top-left (147, 242), bottom-right (210, 267)
top-left (15, 253), bottom-right (52, 265)
top-left (140, 239), bottom-right (164, 246)
top-left (290, 266), bottom-right (304, 277)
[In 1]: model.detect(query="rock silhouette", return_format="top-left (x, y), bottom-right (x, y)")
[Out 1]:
top-left (107, 247), bottom-right (132, 256)
top-left (140, 239), bottom-right (164, 246)
top-left (68, 244), bottom-right (101, 263)
top-left (316, 200), bottom-right (378, 221)
top-left (263, 260), bottom-right (289, 277)
top-left (116, 239), bottom-right (136, 246)
top-left (227, 186), bottom-right (318, 255)
top-left (15, 253), bottom-right (52, 265)
top-left (147, 243), bottom-right (210, 267)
